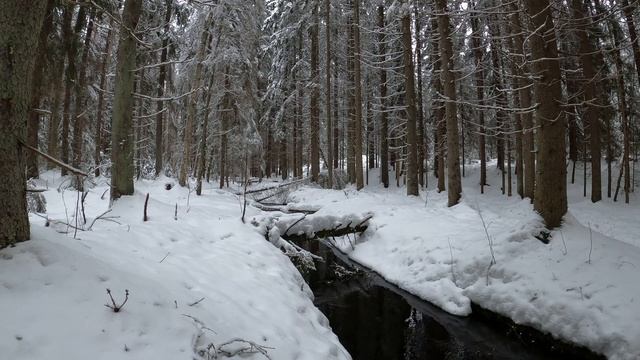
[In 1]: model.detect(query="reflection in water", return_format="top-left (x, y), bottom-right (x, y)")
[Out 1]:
top-left (298, 239), bottom-right (556, 360)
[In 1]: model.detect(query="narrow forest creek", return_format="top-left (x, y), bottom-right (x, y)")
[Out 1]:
top-left (294, 238), bottom-right (605, 360)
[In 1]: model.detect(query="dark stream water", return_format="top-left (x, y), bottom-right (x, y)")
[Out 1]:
top-left (298, 239), bottom-right (602, 360)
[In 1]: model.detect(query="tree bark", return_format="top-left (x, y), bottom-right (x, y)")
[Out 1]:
top-left (353, 0), bottom-right (364, 190)
top-left (378, 5), bottom-right (389, 188)
top-left (310, 3), bottom-right (320, 183)
top-left (510, 9), bottom-right (535, 200)
top-left (524, 0), bottom-right (567, 228)
top-left (72, 11), bottom-right (95, 189)
top-left (0, 0), bottom-right (48, 246)
top-left (196, 74), bottom-right (215, 196)
top-left (219, 68), bottom-right (230, 189)
top-left (414, 1), bottom-right (425, 188)
top-left (48, 57), bottom-right (64, 166)
top-left (471, 11), bottom-right (486, 193)
top-left (94, 18), bottom-right (114, 177)
top-left (26, 0), bottom-right (55, 179)
top-left (402, 9), bottom-right (419, 196)
top-left (155, 0), bottom-right (173, 177)
top-left (61, 6), bottom-right (75, 176)
top-left (179, 16), bottom-right (210, 187)
top-left (571, 0), bottom-right (602, 202)
top-left (435, 0), bottom-right (461, 206)
top-left (325, 0), bottom-right (333, 188)
top-left (622, 0), bottom-right (640, 88)
top-left (110, 0), bottom-right (143, 200)
top-left (430, 17), bottom-right (446, 193)
top-left (611, 23), bottom-right (631, 203)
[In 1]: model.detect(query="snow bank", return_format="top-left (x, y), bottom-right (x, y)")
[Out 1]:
top-left (286, 166), bottom-right (640, 360)
top-left (0, 171), bottom-right (350, 360)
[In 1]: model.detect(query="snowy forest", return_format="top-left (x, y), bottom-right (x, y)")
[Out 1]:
top-left (1, 0), bottom-right (640, 359)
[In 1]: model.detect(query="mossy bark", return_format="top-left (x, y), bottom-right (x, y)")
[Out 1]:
top-left (110, 0), bottom-right (143, 200)
top-left (0, 0), bottom-right (48, 247)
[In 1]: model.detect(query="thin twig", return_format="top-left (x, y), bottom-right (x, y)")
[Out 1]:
top-left (159, 252), bottom-right (170, 263)
top-left (88, 209), bottom-right (113, 230)
top-left (188, 297), bottom-right (205, 307)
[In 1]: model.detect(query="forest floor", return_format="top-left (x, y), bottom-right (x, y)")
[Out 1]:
top-left (0, 171), bottom-right (350, 360)
top-left (278, 161), bottom-right (640, 360)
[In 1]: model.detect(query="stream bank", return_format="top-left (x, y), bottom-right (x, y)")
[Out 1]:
top-left (296, 238), bottom-right (605, 360)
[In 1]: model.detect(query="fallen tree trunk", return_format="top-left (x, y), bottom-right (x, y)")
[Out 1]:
top-left (279, 215), bottom-right (373, 242)
top-left (252, 202), bottom-right (318, 215)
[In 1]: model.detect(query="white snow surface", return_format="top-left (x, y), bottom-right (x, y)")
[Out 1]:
top-left (284, 164), bottom-right (640, 360)
top-left (0, 171), bottom-right (350, 360)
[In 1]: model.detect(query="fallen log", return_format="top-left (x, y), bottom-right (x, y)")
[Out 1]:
top-left (279, 215), bottom-right (373, 242)
top-left (252, 202), bottom-right (317, 215)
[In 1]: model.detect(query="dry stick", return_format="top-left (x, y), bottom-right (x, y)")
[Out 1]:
top-left (158, 252), bottom-right (170, 263)
top-left (234, 177), bottom-right (310, 196)
top-left (354, 215), bottom-right (373, 229)
top-left (587, 222), bottom-right (593, 264)
top-left (241, 169), bottom-right (249, 223)
top-left (284, 214), bottom-right (308, 236)
top-left (19, 140), bottom-right (89, 177)
top-left (560, 230), bottom-right (568, 255)
top-left (81, 191), bottom-right (88, 225)
top-left (26, 188), bottom-right (47, 193)
top-left (174, 203), bottom-right (178, 220)
top-left (87, 209), bottom-right (113, 230)
top-left (74, 181), bottom-right (81, 239)
top-left (143, 193), bottom-right (150, 221)
top-left (188, 297), bottom-right (205, 307)
top-left (476, 202), bottom-right (496, 265)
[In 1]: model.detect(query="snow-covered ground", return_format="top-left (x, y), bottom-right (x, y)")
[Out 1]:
top-left (0, 171), bottom-right (350, 360)
top-left (282, 162), bottom-right (640, 360)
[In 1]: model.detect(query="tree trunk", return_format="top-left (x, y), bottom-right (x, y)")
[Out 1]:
top-left (490, 28), bottom-right (508, 195)
top-left (347, 19), bottom-right (355, 184)
top-left (435, 0), bottom-right (461, 206)
top-left (402, 9), bottom-right (419, 196)
top-left (0, 0), bottom-right (48, 246)
top-left (48, 57), bottom-right (64, 166)
top-left (611, 23), bottom-right (631, 203)
top-left (510, 9), bottom-right (535, 200)
top-left (353, 0), bottom-right (364, 190)
top-left (94, 18), bottom-right (114, 177)
top-left (219, 68), bottom-right (230, 189)
top-left (60, 6), bottom-right (75, 176)
top-left (72, 11), bottom-right (95, 189)
top-left (414, 1), bottom-right (425, 188)
top-left (196, 74), bottom-right (215, 196)
top-left (378, 5), bottom-right (389, 188)
top-left (179, 16), bottom-right (210, 187)
top-left (431, 17), bottom-right (446, 194)
top-left (622, 0), bottom-right (640, 88)
top-left (571, 0), bottom-right (602, 202)
top-left (26, 0), bottom-right (55, 179)
top-left (155, 0), bottom-right (173, 177)
top-left (310, 3), bottom-right (320, 183)
top-left (110, 0), bottom-right (143, 201)
top-left (325, 0), bottom-right (333, 188)
top-left (505, 15), bottom-right (524, 198)
top-left (471, 12), bottom-right (486, 193)
top-left (524, 0), bottom-right (567, 228)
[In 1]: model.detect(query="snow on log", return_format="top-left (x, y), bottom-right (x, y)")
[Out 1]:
top-left (271, 212), bottom-right (373, 241)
